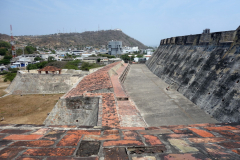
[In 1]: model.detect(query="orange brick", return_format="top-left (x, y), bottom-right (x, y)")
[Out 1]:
top-left (23, 148), bottom-right (75, 156)
top-left (11, 140), bottom-right (54, 147)
top-left (16, 158), bottom-right (41, 160)
top-left (3, 134), bottom-right (43, 140)
top-left (123, 131), bottom-right (141, 140)
top-left (188, 137), bottom-right (227, 143)
top-left (188, 128), bottom-right (215, 138)
top-left (57, 134), bottom-right (82, 146)
top-left (143, 135), bottom-right (162, 146)
top-left (172, 129), bottom-right (192, 134)
top-left (103, 130), bottom-right (119, 135)
top-left (31, 128), bottom-right (49, 135)
top-left (0, 148), bottom-right (25, 159)
top-left (103, 140), bottom-right (144, 147)
top-left (205, 126), bottom-right (238, 131)
top-left (232, 149), bottom-right (240, 155)
top-left (67, 130), bottom-right (101, 135)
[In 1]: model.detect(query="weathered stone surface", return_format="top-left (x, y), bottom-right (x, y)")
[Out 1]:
top-left (127, 146), bottom-right (166, 154)
top-left (0, 124), bottom-right (239, 159)
top-left (104, 147), bottom-right (128, 160)
top-left (146, 26), bottom-right (240, 123)
top-left (76, 141), bottom-right (100, 157)
top-left (168, 139), bottom-right (199, 153)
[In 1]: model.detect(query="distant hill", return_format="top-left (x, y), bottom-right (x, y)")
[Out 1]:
top-left (0, 30), bottom-right (147, 49)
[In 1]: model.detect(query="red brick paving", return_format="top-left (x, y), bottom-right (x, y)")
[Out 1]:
top-left (23, 148), bottom-right (76, 156)
top-left (65, 61), bottom-right (121, 98)
top-left (143, 135), bottom-right (162, 146)
top-left (0, 123), bottom-right (239, 159)
top-left (57, 134), bottom-right (82, 146)
top-left (3, 134), bottom-right (43, 140)
top-left (110, 63), bottom-right (128, 98)
top-left (10, 140), bottom-right (54, 147)
top-left (188, 128), bottom-right (215, 137)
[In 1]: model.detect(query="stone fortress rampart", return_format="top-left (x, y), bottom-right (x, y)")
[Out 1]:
top-left (5, 69), bottom-right (84, 95)
top-left (146, 26), bottom-right (240, 123)
top-left (44, 61), bottom-right (135, 126)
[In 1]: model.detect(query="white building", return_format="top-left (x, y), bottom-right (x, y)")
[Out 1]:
top-left (122, 46), bottom-right (139, 54)
top-left (11, 57), bottom-right (33, 68)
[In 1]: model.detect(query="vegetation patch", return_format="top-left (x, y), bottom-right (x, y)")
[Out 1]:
top-left (80, 62), bottom-right (103, 71)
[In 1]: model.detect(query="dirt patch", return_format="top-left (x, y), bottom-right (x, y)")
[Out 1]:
top-left (0, 94), bottom-right (63, 124)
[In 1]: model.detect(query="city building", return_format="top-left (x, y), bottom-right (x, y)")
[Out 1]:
top-left (108, 41), bottom-right (122, 56)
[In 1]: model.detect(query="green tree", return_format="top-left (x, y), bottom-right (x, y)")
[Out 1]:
top-left (3, 72), bottom-right (16, 82)
top-left (80, 62), bottom-right (103, 71)
top-left (0, 48), bottom-right (7, 55)
top-left (120, 54), bottom-right (130, 61)
top-left (25, 46), bottom-right (36, 54)
top-left (64, 60), bottom-right (81, 70)
top-left (34, 57), bottom-right (43, 61)
top-left (98, 54), bottom-right (116, 58)
top-left (26, 61), bottom-right (48, 70)
top-left (16, 48), bottom-right (23, 56)
top-left (136, 54), bottom-right (143, 58)
top-left (0, 41), bottom-right (11, 48)
top-left (51, 50), bottom-right (56, 54)
top-left (0, 55), bottom-right (12, 65)
top-left (48, 56), bottom-right (55, 62)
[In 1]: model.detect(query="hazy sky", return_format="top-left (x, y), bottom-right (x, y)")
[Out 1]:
top-left (0, 0), bottom-right (239, 46)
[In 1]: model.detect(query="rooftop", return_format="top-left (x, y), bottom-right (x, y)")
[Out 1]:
top-left (38, 66), bottom-right (61, 72)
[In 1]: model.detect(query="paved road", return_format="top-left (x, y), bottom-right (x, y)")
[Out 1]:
top-left (124, 64), bottom-right (218, 126)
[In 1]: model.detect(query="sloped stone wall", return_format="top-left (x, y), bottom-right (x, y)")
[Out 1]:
top-left (146, 26), bottom-right (240, 123)
top-left (5, 71), bottom-right (83, 95)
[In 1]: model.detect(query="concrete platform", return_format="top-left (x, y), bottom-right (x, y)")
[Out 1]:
top-left (124, 64), bottom-right (218, 126)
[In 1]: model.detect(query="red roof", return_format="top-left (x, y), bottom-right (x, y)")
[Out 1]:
top-left (38, 66), bottom-right (61, 72)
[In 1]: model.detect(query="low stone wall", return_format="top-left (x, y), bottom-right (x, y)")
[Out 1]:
top-left (6, 71), bottom-right (83, 95)
top-left (44, 96), bottom-right (99, 125)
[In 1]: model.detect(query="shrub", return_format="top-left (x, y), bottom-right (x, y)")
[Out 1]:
top-left (80, 62), bottom-right (103, 71)
top-left (63, 60), bottom-right (81, 70)
top-left (3, 72), bottom-right (17, 82)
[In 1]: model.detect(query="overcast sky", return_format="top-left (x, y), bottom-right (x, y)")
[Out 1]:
top-left (0, 0), bottom-right (239, 46)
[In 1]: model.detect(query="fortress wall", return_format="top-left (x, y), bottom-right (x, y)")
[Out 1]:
top-left (44, 96), bottom-right (99, 125)
top-left (6, 72), bottom-right (82, 95)
top-left (146, 26), bottom-right (240, 123)
top-left (45, 61), bottom-right (127, 126)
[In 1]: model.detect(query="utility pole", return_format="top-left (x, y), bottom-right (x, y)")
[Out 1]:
top-left (10, 25), bottom-right (16, 57)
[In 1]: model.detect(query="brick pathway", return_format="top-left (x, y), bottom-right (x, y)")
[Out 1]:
top-left (0, 123), bottom-right (240, 159)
